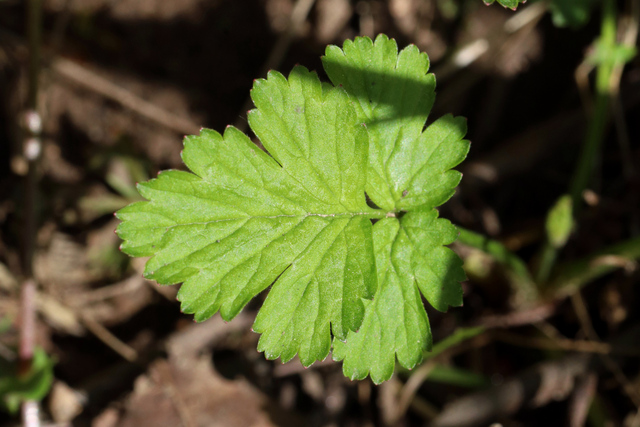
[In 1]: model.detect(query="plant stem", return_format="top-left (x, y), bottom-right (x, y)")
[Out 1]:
top-left (551, 236), bottom-right (640, 295)
top-left (535, 242), bottom-right (557, 285)
top-left (23, 0), bottom-right (42, 277)
top-left (26, 0), bottom-right (41, 111)
top-left (20, 0), bottom-right (43, 425)
top-left (569, 0), bottom-right (616, 210)
top-left (536, 0), bottom-right (618, 285)
top-left (18, 279), bottom-right (36, 374)
top-left (456, 227), bottom-right (538, 303)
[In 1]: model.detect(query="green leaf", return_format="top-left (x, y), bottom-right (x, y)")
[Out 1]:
top-left (324, 35), bottom-right (436, 211)
top-left (549, 0), bottom-right (596, 28)
top-left (482, 0), bottom-right (524, 10)
top-left (325, 35), bottom-right (469, 383)
top-left (117, 35), bottom-right (469, 382)
top-left (0, 348), bottom-right (55, 414)
top-left (333, 212), bottom-right (465, 383)
top-left (546, 195), bottom-right (573, 248)
top-left (589, 40), bottom-right (638, 67)
top-left (323, 36), bottom-right (468, 213)
top-left (117, 66), bottom-right (384, 366)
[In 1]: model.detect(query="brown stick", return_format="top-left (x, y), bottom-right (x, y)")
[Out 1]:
top-left (80, 314), bottom-right (138, 363)
top-left (571, 291), bottom-right (640, 408)
top-left (19, 0), bottom-right (44, 425)
top-left (432, 354), bottom-right (592, 427)
top-left (477, 302), bottom-right (558, 328)
top-left (52, 58), bottom-right (201, 136)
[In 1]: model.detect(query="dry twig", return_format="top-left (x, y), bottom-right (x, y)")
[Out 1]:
top-left (432, 354), bottom-right (592, 427)
top-left (478, 303), bottom-right (558, 328)
top-left (571, 291), bottom-right (640, 408)
top-left (52, 58), bottom-right (201, 136)
top-left (79, 313), bottom-right (138, 362)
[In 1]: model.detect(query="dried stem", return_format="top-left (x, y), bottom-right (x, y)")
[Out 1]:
top-left (52, 58), bottom-right (201, 136)
top-left (457, 227), bottom-right (538, 304)
top-left (571, 291), bottom-right (640, 408)
top-left (20, 0), bottom-right (43, 425)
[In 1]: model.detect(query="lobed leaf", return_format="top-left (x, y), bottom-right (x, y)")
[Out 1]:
top-left (117, 66), bottom-right (384, 366)
top-left (117, 35), bottom-right (470, 382)
top-left (324, 35), bottom-right (469, 382)
top-left (333, 211), bottom-right (465, 383)
top-left (323, 34), bottom-right (436, 211)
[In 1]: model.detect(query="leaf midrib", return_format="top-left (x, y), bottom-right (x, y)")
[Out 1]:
top-left (155, 211), bottom-right (392, 231)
